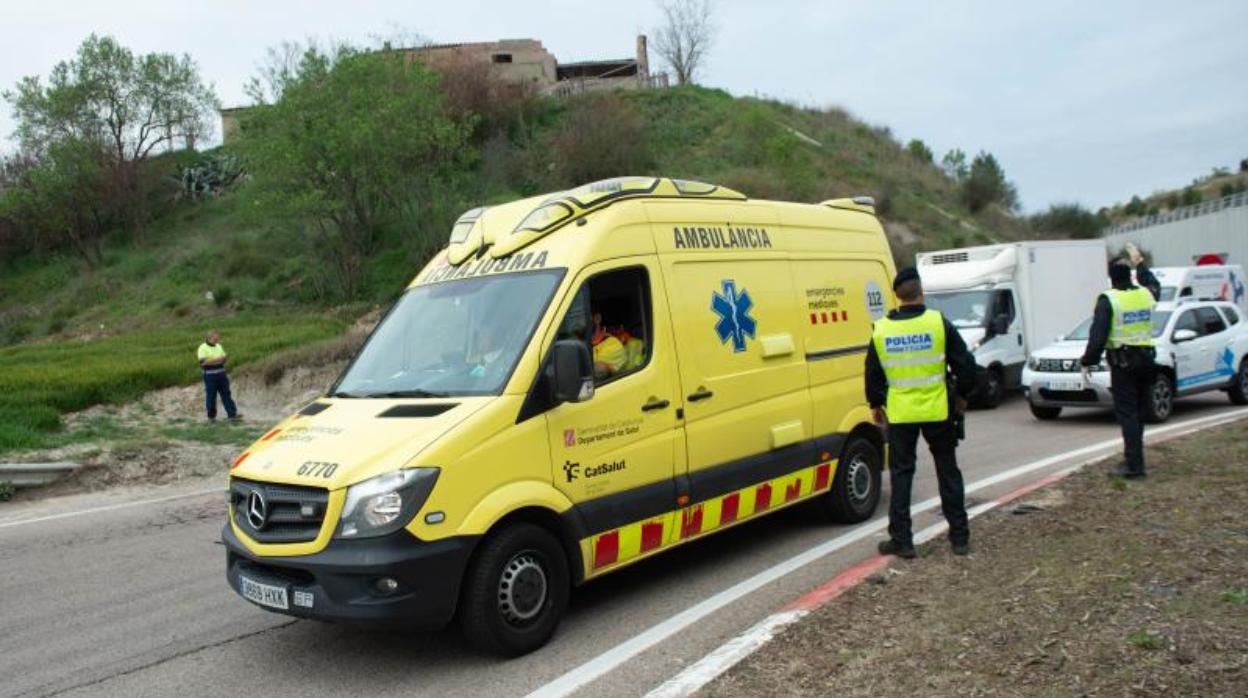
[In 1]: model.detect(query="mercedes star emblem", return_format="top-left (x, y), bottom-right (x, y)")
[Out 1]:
top-left (247, 490), bottom-right (268, 530)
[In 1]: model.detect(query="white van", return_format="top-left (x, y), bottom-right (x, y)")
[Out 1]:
top-left (1151, 265), bottom-right (1246, 314)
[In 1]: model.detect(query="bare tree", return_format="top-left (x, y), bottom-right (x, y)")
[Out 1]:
top-left (652, 0), bottom-right (716, 85)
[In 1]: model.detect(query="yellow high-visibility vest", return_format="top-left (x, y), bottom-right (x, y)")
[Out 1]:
top-left (872, 309), bottom-right (949, 424)
top-left (1104, 287), bottom-right (1156, 349)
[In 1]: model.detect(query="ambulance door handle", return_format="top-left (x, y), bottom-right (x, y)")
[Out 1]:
top-left (642, 398), bottom-right (670, 412)
top-left (687, 389), bottom-right (714, 402)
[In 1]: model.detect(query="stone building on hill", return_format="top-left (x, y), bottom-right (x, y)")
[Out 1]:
top-left (219, 35), bottom-right (666, 144)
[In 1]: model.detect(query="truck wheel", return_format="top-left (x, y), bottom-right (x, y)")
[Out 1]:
top-left (821, 437), bottom-right (882, 523)
top-left (976, 367), bottom-right (1004, 409)
top-left (1143, 373), bottom-right (1174, 424)
top-left (1228, 359), bottom-right (1248, 405)
top-left (459, 522), bottom-right (569, 657)
top-left (1029, 403), bottom-right (1062, 420)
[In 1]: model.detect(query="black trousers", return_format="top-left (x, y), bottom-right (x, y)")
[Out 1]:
top-left (1109, 364), bottom-right (1152, 474)
top-left (886, 420), bottom-right (969, 547)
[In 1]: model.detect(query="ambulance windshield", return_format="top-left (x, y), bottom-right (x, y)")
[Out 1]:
top-left (332, 270), bottom-right (564, 397)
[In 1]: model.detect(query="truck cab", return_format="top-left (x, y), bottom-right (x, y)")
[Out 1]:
top-left (916, 241), bottom-right (1108, 407)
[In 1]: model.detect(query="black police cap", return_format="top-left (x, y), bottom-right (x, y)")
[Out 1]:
top-left (893, 267), bottom-right (921, 291)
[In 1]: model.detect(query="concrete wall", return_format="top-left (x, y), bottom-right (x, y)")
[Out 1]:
top-left (409, 39), bottom-right (558, 89)
top-left (1103, 194), bottom-right (1248, 266)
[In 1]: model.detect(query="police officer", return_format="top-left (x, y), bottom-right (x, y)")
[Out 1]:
top-left (866, 268), bottom-right (977, 558)
top-left (1080, 244), bottom-right (1160, 478)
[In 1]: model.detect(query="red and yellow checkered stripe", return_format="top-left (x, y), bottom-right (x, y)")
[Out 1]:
top-left (580, 459), bottom-right (837, 578)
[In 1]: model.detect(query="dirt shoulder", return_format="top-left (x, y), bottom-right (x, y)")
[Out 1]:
top-left (706, 421), bottom-right (1248, 697)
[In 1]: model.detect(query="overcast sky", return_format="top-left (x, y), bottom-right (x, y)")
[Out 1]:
top-left (2, 0), bottom-right (1245, 212)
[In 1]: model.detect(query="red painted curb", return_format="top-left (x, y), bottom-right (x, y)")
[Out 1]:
top-left (782, 465), bottom-right (1084, 617)
top-left (781, 554), bottom-right (891, 612)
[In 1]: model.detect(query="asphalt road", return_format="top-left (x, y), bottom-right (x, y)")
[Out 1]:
top-left (1, 394), bottom-right (1241, 698)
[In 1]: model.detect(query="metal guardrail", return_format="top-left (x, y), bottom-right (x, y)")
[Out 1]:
top-left (0, 462), bottom-right (79, 488)
top-left (1103, 192), bottom-right (1248, 237)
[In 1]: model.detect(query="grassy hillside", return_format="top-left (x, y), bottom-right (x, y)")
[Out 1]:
top-left (0, 86), bottom-right (1030, 454)
top-left (1102, 166), bottom-right (1248, 224)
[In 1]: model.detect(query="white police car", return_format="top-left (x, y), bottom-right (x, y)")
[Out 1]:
top-left (1022, 300), bottom-right (1248, 422)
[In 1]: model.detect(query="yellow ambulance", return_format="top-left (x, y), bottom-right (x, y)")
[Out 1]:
top-left (224, 177), bottom-right (896, 655)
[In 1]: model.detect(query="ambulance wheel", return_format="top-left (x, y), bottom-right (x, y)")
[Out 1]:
top-left (1228, 359), bottom-right (1248, 405)
top-left (822, 437), bottom-right (882, 523)
top-left (459, 522), bottom-right (569, 657)
top-left (1143, 372), bottom-right (1174, 424)
top-left (1029, 403), bottom-right (1062, 420)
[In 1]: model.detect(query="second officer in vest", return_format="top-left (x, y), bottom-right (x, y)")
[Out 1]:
top-left (1080, 244), bottom-right (1160, 478)
top-left (866, 267), bottom-right (978, 558)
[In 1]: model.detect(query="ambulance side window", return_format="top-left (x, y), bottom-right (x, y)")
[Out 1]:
top-left (556, 267), bottom-right (652, 386)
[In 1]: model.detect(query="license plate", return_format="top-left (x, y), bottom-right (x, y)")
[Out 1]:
top-left (240, 575), bottom-right (289, 610)
top-left (1048, 380), bottom-right (1084, 391)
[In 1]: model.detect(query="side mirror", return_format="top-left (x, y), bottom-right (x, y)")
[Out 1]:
top-left (1172, 328), bottom-right (1198, 343)
top-left (551, 340), bottom-right (594, 403)
top-left (991, 314), bottom-right (1011, 336)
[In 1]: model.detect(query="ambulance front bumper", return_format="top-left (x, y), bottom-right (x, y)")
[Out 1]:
top-left (222, 523), bottom-right (478, 629)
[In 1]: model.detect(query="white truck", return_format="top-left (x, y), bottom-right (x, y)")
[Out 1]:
top-left (916, 240), bottom-right (1108, 406)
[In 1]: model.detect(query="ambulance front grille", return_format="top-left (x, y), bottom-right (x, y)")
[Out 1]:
top-left (229, 478), bottom-right (329, 544)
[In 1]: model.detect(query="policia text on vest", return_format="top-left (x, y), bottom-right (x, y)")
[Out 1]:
top-left (865, 268), bottom-right (978, 558)
top-left (1080, 259), bottom-right (1160, 479)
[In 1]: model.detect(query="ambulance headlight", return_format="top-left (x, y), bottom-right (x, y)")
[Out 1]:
top-left (1027, 357), bottom-right (1038, 371)
top-left (337, 468), bottom-right (439, 539)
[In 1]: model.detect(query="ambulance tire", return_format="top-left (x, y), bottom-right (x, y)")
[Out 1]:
top-left (459, 522), bottom-right (570, 657)
top-left (821, 437), bottom-right (882, 523)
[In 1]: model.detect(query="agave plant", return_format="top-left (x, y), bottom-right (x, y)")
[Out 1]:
top-left (179, 154), bottom-right (244, 200)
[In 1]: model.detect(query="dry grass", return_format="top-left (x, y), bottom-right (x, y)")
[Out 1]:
top-left (707, 421), bottom-right (1248, 697)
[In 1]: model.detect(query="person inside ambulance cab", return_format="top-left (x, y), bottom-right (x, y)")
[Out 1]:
top-left (467, 321), bottom-right (511, 382)
top-left (591, 309), bottom-right (628, 378)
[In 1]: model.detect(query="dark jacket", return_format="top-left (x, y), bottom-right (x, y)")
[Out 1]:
top-left (865, 304), bottom-right (978, 411)
top-left (1081, 265), bottom-right (1161, 367)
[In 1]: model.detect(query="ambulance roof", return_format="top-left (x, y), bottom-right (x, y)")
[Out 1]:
top-left (410, 177), bottom-right (885, 288)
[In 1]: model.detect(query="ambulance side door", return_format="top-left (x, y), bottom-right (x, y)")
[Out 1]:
top-left (542, 259), bottom-right (684, 573)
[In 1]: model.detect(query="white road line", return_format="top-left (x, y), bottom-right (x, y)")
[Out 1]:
top-left (0, 487), bottom-right (223, 530)
top-left (643, 475), bottom-right (1089, 698)
top-left (527, 407), bottom-right (1248, 698)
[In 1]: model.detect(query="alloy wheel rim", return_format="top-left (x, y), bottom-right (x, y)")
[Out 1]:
top-left (1153, 379), bottom-right (1172, 417)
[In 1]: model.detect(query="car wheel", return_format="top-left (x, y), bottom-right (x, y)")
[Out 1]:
top-left (821, 436), bottom-right (882, 523)
top-left (1029, 403), bottom-right (1062, 420)
top-left (1144, 373), bottom-right (1174, 424)
top-left (1228, 359), bottom-right (1248, 405)
top-left (459, 522), bottom-right (569, 657)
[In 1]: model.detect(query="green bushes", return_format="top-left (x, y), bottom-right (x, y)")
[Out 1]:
top-left (0, 313), bottom-right (344, 452)
top-left (1029, 203), bottom-right (1109, 239)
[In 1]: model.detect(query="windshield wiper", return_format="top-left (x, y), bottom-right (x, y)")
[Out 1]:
top-left (327, 390), bottom-right (365, 398)
top-left (366, 389), bottom-right (452, 398)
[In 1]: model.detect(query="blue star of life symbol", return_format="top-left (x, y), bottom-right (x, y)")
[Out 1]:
top-left (711, 280), bottom-right (757, 352)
